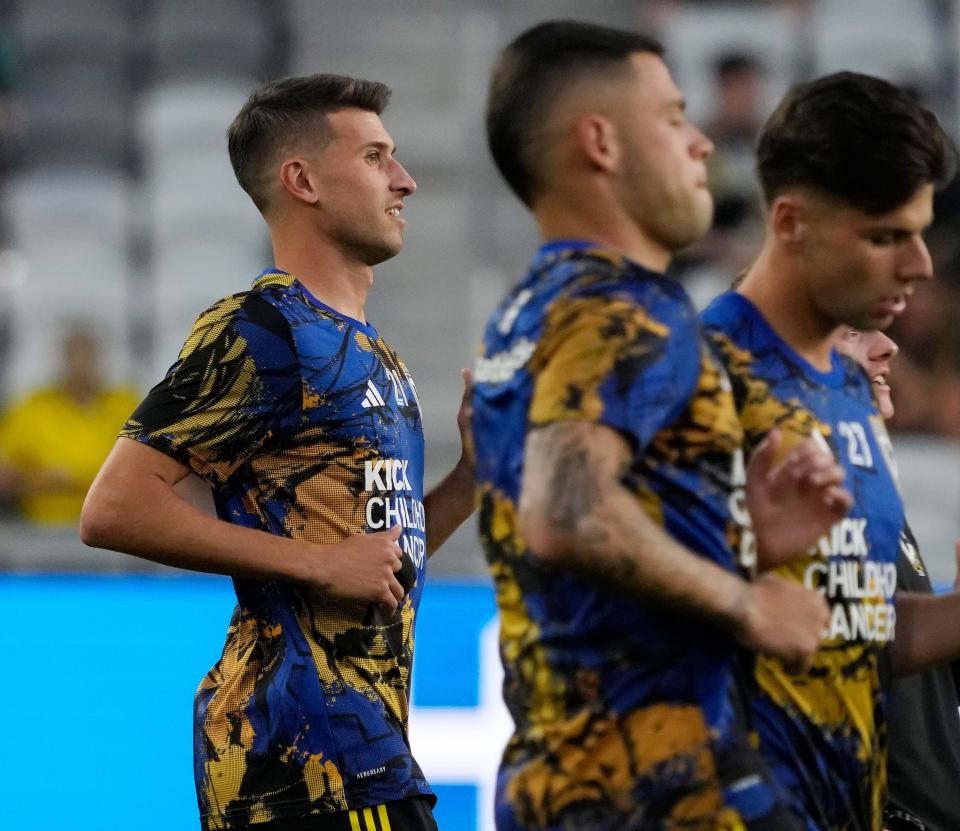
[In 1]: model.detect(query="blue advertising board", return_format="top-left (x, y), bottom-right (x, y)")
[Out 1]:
top-left (0, 575), bottom-right (507, 831)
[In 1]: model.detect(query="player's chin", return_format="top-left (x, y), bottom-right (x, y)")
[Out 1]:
top-left (851, 307), bottom-right (894, 332)
top-left (871, 312), bottom-right (897, 332)
top-left (366, 236), bottom-right (405, 266)
top-left (672, 212), bottom-right (712, 251)
top-left (878, 392), bottom-right (895, 420)
top-left (686, 196), bottom-right (714, 243)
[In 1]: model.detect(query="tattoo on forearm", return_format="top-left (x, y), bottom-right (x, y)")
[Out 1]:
top-left (545, 434), bottom-right (595, 531)
top-left (524, 426), bottom-right (739, 621)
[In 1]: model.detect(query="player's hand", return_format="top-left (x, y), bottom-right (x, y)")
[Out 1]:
top-left (311, 525), bottom-right (405, 614)
top-left (747, 430), bottom-right (852, 571)
top-left (735, 573), bottom-right (829, 673)
top-left (457, 368), bottom-right (475, 472)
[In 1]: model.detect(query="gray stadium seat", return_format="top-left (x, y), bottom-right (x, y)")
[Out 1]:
top-left (15, 0), bottom-right (128, 56)
top-left (288, 1), bottom-right (496, 168)
top-left (144, 146), bottom-right (264, 240)
top-left (148, 0), bottom-right (273, 82)
top-left (7, 171), bottom-right (130, 252)
top-left (136, 81), bottom-right (251, 162)
top-left (812, 0), bottom-right (938, 82)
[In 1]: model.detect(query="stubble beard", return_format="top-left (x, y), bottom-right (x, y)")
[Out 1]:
top-left (342, 221), bottom-right (404, 267)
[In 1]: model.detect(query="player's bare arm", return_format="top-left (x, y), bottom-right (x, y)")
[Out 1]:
top-left (423, 368), bottom-right (476, 557)
top-left (81, 437), bottom-right (407, 612)
top-left (747, 429), bottom-right (853, 570)
top-left (518, 419), bottom-right (829, 672)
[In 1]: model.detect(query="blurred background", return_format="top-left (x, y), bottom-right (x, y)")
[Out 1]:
top-left (2, 1), bottom-right (960, 829)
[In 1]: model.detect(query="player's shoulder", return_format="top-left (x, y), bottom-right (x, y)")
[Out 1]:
top-left (192, 269), bottom-right (300, 323)
top-left (172, 285), bottom-right (295, 373)
top-left (700, 290), bottom-right (750, 332)
top-left (552, 247), bottom-right (686, 301)
top-left (549, 249), bottom-right (697, 334)
top-left (195, 280), bottom-right (294, 335)
top-left (835, 351), bottom-right (875, 402)
top-left (701, 291), bottom-right (776, 360)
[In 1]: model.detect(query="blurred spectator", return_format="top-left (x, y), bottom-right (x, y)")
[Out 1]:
top-left (673, 51), bottom-right (768, 307)
top-left (702, 51), bottom-right (767, 260)
top-left (0, 322), bottom-right (138, 525)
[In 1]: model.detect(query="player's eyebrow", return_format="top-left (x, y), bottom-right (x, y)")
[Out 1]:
top-left (664, 97), bottom-right (687, 114)
top-left (365, 140), bottom-right (397, 155)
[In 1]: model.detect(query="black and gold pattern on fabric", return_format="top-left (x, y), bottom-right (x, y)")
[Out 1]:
top-left (528, 292), bottom-right (670, 427)
top-left (503, 703), bottom-right (751, 831)
top-left (124, 270), bottom-right (431, 829)
top-left (478, 486), bottom-right (568, 733)
top-left (707, 331), bottom-right (826, 456)
top-left (709, 327), bottom-right (884, 766)
top-left (701, 290), bottom-right (904, 830)
top-left (473, 243), bottom-right (792, 830)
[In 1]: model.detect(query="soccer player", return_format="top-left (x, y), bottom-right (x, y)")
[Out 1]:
top-left (837, 328), bottom-right (960, 831)
top-left (80, 74), bottom-right (475, 831)
top-left (701, 71), bottom-right (958, 830)
top-left (473, 21), bottom-right (851, 830)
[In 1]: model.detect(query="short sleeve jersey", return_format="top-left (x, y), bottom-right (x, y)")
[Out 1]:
top-left (701, 291), bottom-right (904, 831)
top-left (472, 242), bottom-right (791, 831)
top-left (123, 270), bottom-right (430, 829)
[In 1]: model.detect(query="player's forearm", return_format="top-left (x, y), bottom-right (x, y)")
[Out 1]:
top-left (521, 480), bottom-right (752, 635)
top-left (81, 470), bottom-right (313, 584)
top-left (519, 421), bottom-right (752, 637)
top-left (423, 456), bottom-right (475, 557)
top-left (891, 590), bottom-right (960, 676)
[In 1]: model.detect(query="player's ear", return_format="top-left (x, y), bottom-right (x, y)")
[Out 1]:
top-left (769, 193), bottom-right (809, 246)
top-left (576, 113), bottom-right (620, 173)
top-left (278, 156), bottom-right (321, 207)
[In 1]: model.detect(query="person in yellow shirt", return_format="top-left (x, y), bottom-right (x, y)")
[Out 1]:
top-left (0, 323), bottom-right (138, 524)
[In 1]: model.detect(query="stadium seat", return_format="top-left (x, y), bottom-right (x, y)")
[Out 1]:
top-left (147, 0), bottom-right (273, 83)
top-left (20, 51), bottom-right (131, 170)
top-left (7, 170), bottom-right (130, 253)
top-left (812, 0), bottom-right (938, 82)
top-left (136, 81), bottom-right (251, 162)
top-left (288, 0), bottom-right (497, 167)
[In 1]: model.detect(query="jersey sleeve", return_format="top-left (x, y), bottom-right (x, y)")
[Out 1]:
top-left (121, 293), bottom-right (302, 485)
top-left (528, 285), bottom-right (701, 452)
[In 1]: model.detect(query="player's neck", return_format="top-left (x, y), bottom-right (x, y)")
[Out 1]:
top-left (737, 244), bottom-right (836, 372)
top-left (271, 232), bottom-right (373, 323)
top-left (533, 195), bottom-right (672, 273)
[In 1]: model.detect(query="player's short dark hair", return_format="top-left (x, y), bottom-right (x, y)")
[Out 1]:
top-left (757, 71), bottom-right (956, 214)
top-left (486, 20), bottom-right (663, 207)
top-left (228, 73), bottom-right (391, 214)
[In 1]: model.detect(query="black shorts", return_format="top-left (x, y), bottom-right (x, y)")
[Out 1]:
top-left (253, 797), bottom-right (438, 831)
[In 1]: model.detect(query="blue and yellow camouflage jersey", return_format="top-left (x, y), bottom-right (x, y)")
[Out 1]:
top-left (701, 291), bottom-right (904, 831)
top-left (122, 269), bottom-right (430, 830)
top-left (473, 241), bottom-right (800, 831)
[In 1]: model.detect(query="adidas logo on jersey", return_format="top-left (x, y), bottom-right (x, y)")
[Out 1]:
top-left (361, 380), bottom-right (388, 409)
